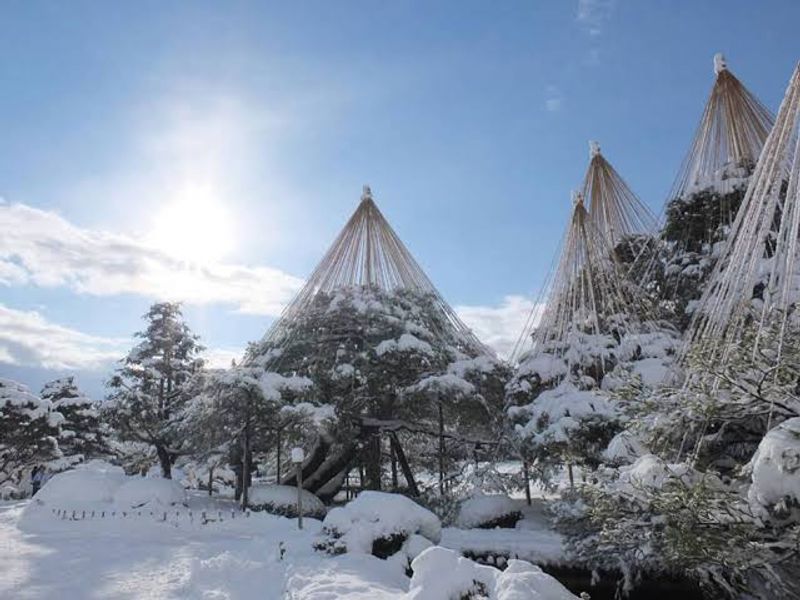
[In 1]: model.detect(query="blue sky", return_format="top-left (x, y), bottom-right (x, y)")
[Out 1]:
top-left (1, 1), bottom-right (798, 398)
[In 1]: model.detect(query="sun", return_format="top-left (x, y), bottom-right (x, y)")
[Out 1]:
top-left (148, 184), bottom-right (236, 263)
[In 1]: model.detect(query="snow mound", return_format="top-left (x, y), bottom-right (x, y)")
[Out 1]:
top-left (408, 546), bottom-right (578, 600)
top-left (248, 484), bottom-right (326, 519)
top-left (318, 491), bottom-right (441, 557)
top-left (114, 477), bottom-right (187, 509)
top-left (748, 417), bottom-right (800, 523)
top-left (32, 461), bottom-right (126, 508)
top-left (495, 560), bottom-right (579, 600)
top-left (455, 493), bottom-right (521, 529)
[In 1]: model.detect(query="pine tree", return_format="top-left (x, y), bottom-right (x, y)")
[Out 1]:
top-left (41, 376), bottom-right (108, 462)
top-left (105, 302), bottom-right (204, 478)
top-left (247, 286), bottom-right (508, 493)
top-left (182, 365), bottom-right (314, 507)
top-left (0, 378), bottom-right (62, 489)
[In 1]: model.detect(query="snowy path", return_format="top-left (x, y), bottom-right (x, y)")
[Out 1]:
top-left (0, 501), bottom-right (413, 599)
top-left (0, 496), bottom-right (567, 599)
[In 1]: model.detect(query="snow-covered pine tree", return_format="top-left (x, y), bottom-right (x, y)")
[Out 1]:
top-left (507, 193), bottom-right (677, 482)
top-left (637, 54), bottom-right (774, 330)
top-left (105, 302), bottom-right (204, 478)
top-left (0, 378), bottom-right (63, 492)
top-left (246, 187), bottom-right (505, 495)
top-left (558, 64), bottom-right (800, 598)
top-left (41, 376), bottom-right (108, 463)
top-left (182, 365), bottom-right (314, 507)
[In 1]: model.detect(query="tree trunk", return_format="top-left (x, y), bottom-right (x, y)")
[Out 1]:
top-left (438, 399), bottom-right (445, 497)
top-left (241, 415), bottom-right (252, 510)
top-left (567, 463), bottom-right (574, 490)
top-left (156, 444), bottom-right (172, 479)
top-left (522, 460), bottom-right (532, 506)
top-left (364, 431), bottom-right (382, 491)
top-left (208, 465), bottom-right (214, 496)
top-left (276, 428), bottom-right (282, 484)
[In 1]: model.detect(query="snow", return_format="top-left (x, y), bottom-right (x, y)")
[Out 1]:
top-left (455, 493), bottom-right (519, 529)
top-left (31, 461), bottom-right (127, 509)
top-left (248, 484), bottom-right (326, 518)
top-left (408, 546), bottom-right (578, 600)
top-left (0, 377), bottom-right (52, 420)
top-left (603, 430), bottom-right (647, 465)
top-left (448, 355), bottom-right (501, 378)
top-left (321, 491), bottom-right (441, 554)
top-left (376, 333), bottom-right (434, 357)
top-left (510, 382), bottom-right (618, 445)
top-left (114, 477), bottom-right (187, 509)
top-left (258, 371), bottom-right (313, 400)
top-left (748, 417), bottom-right (800, 522)
top-left (440, 526), bottom-right (565, 566)
top-left (409, 373), bottom-right (475, 396)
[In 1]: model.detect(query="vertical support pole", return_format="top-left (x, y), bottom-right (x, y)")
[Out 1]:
top-left (296, 462), bottom-right (304, 530)
top-left (276, 428), bottom-right (282, 484)
top-left (390, 442), bottom-right (399, 490)
top-left (567, 463), bottom-right (575, 490)
top-left (438, 396), bottom-right (445, 497)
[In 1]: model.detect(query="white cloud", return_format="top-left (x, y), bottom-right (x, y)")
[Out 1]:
top-left (544, 85), bottom-right (563, 113)
top-left (0, 202), bottom-right (303, 316)
top-left (203, 347), bottom-right (245, 369)
top-left (576, 0), bottom-right (615, 36)
top-left (456, 295), bottom-right (542, 359)
top-left (0, 304), bottom-right (128, 370)
top-left (0, 303), bottom-right (248, 374)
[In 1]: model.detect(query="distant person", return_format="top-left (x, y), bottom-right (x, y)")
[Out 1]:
top-left (31, 465), bottom-right (44, 496)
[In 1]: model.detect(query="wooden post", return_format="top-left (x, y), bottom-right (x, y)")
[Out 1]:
top-left (522, 460), bottom-right (532, 506)
top-left (567, 463), bottom-right (574, 490)
top-left (390, 442), bottom-right (399, 490)
top-left (208, 465), bottom-right (213, 497)
top-left (296, 462), bottom-right (304, 530)
top-left (389, 433), bottom-right (419, 497)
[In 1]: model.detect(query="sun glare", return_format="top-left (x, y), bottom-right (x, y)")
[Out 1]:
top-left (148, 184), bottom-right (236, 263)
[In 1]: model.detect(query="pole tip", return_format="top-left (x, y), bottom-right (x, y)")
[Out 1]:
top-left (714, 53), bottom-right (727, 75)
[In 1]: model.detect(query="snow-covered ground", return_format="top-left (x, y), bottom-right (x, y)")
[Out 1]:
top-left (0, 487), bottom-right (571, 599)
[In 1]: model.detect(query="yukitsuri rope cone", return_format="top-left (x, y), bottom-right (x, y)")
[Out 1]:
top-left (635, 55), bottom-right (776, 330)
top-left (257, 185), bottom-right (490, 359)
top-left (687, 62), bottom-right (800, 361)
top-left (510, 192), bottom-right (656, 368)
top-left (666, 63), bottom-right (800, 469)
top-left (583, 141), bottom-right (657, 249)
top-left (671, 53), bottom-right (774, 201)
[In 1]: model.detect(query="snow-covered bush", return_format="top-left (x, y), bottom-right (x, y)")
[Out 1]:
top-left (508, 381), bottom-right (621, 477)
top-left (455, 493), bottom-right (521, 529)
top-left (315, 491), bottom-right (441, 559)
top-left (248, 484), bottom-right (326, 519)
top-left (748, 418), bottom-right (800, 524)
top-left (407, 546), bottom-right (578, 600)
top-left (114, 477), bottom-right (187, 509)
